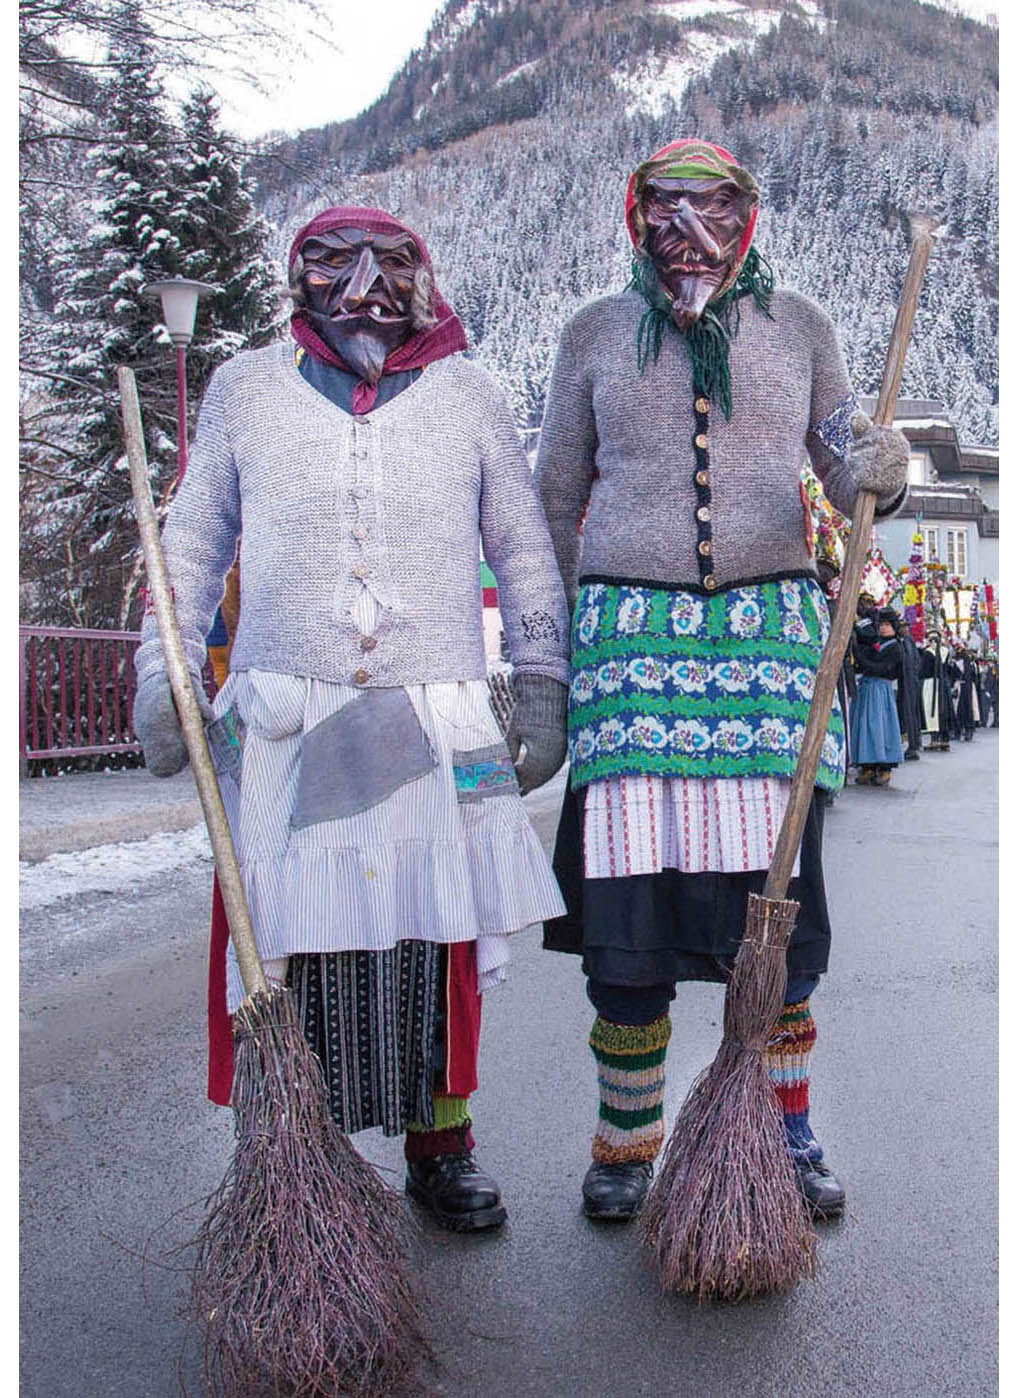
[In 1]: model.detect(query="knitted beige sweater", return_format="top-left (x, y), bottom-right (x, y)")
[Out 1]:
top-left (135, 341), bottom-right (569, 688)
top-left (535, 287), bottom-right (897, 603)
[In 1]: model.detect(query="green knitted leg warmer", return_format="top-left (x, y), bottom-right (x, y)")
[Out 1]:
top-left (589, 1014), bottom-right (671, 1165)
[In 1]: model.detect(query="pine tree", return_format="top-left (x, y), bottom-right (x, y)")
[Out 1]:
top-left (22, 0), bottom-right (184, 627)
top-left (168, 86), bottom-right (282, 402)
top-left (20, 15), bottom-right (283, 628)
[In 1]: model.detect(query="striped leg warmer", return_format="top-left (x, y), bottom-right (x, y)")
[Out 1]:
top-left (589, 1013), bottom-right (671, 1165)
top-left (765, 998), bottom-right (823, 1163)
top-left (404, 1094), bottom-right (474, 1163)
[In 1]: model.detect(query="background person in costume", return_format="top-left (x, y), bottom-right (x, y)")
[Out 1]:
top-left (536, 138), bottom-right (908, 1221)
top-left (953, 647), bottom-right (980, 741)
top-left (133, 206), bottom-right (570, 1232)
top-left (920, 633), bottom-right (954, 752)
top-left (895, 616), bottom-right (924, 761)
top-left (816, 558), bottom-right (855, 803)
top-left (980, 658), bottom-right (998, 727)
top-left (850, 606), bottom-right (905, 786)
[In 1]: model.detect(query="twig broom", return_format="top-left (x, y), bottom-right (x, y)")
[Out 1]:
top-left (639, 218), bottom-right (940, 1302)
top-left (119, 366), bottom-right (429, 1396)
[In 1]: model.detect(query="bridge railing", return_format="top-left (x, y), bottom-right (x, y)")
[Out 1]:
top-left (20, 625), bottom-right (514, 770)
top-left (20, 626), bottom-right (142, 767)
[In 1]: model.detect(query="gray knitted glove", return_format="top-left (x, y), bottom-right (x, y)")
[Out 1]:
top-left (848, 411), bottom-right (909, 509)
top-left (505, 673), bottom-right (569, 796)
top-left (132, 669), bottom-right (212, 778)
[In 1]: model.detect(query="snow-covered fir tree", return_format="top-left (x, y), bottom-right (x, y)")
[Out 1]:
top-left (169, 86), bottom-right (282, 400)
top-left (20, 6), bottom-right (281, 628)
top-left (21, 0), bottom-right (184, 628)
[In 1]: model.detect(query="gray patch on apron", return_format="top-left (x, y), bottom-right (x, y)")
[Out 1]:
top-left (291, 688), bottom-right (437, 829)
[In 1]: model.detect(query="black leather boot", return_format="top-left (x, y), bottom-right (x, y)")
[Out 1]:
top-left (405, 1152), bottom-right (507, 1232)
top-left (794, 1156), bottom-right (846, 1219)
top-left (581, 1160), bottom-right (653, 1220)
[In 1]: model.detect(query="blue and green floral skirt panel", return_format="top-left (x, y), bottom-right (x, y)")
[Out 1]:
top-left (568, 578), bottom-right (845, 792)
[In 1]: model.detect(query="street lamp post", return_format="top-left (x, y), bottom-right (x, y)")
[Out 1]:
top-left (143, 277), bottom-right (217, 483)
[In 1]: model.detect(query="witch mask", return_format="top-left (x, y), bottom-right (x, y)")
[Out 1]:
top-left (640, 176), bottom-right (756, 331)
top-left (626, 139), bottom-right (761, 333)
top-left (298, 227), bottom-right (422, 385)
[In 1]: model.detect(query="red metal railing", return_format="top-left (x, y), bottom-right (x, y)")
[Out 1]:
top-left (20, 626), bottom-right (142, 764)
top-left (20, 605), bottom-right (505, 769)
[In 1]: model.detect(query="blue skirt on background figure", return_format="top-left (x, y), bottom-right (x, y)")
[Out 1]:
top-left (850, 675), bottom-right (903, 766)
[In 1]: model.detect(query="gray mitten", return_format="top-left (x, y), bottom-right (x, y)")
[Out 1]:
top-left (848, 411), bottom-right (909, 509)
top-left (505, 673), bottom-right (569, 796)
top-left (132, 669), bottom-right (212, 778)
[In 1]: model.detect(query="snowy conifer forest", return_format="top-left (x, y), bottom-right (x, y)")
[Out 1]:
top-left (20, 0), bottom-right (998, 630)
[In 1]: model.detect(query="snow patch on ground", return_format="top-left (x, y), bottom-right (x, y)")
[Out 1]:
top-left (20, 824), bottom-right (213, 911)
top-left (650, 0), bottom-right (750, 19)
top-left (651, 0), bottom-right (822, 22)
top-left (430, 0), bottom-right (482, 54)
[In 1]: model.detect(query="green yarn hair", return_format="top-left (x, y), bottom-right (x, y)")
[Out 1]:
top-left (630, 247), bottom-right (775, 420)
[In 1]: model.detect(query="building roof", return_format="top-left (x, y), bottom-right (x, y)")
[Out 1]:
top-left (858, 397), bottom-right (997, 478)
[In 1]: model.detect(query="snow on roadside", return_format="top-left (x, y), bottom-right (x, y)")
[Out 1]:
top-left (19, 824), bottom-right (213, 911)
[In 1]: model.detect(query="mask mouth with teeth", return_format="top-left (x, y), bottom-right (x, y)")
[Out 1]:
top-left (640, 175), bottom-right (755, 331)
top-left (298, 227), bottom-right (421, 385)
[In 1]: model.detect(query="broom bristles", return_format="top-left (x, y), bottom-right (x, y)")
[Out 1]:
top-left (641, 894), bottom-right (817, 1302)
top-left (190, 985), bottom-right (430, 1397)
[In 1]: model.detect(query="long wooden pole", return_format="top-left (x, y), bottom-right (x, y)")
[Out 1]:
top-left (118, 365), bottom-right (267, 998)
top-left (762, 219), bottom-right (938, 901)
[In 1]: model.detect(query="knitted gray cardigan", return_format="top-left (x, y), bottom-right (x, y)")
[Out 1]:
top-left (135, 341), bottom-right (570, 688)
top-left (535, 287), bottom-right (899, 603)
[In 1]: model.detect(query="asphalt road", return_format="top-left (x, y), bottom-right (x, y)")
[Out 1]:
top-left (20, 735), bottom-right (998, 1396)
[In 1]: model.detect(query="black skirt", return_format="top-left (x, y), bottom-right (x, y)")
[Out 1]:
top-left (543, 784), bottom-right (832, 986)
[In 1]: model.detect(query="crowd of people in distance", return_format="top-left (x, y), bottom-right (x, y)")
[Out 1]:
top-left (839, 589), bottom-right (997, 790)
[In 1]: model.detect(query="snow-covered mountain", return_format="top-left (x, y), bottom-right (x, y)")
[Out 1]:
top-left (254, 0), bottom-right (997, 444)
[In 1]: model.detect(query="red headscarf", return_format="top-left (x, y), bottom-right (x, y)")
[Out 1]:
top-left (624, 139), bottom-right (760, 300)
top-left (289, 206), bottom-right (468, 412)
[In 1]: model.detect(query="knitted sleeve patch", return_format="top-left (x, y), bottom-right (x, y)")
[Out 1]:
top-left (521, 609), bottom-right (562, 644)
top-left (809, 394), bottom-right (859, 462)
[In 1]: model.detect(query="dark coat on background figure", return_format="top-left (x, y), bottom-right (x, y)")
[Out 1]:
top-left (985, 664), bottom-right (999, 727)
top-left (896, 628), bottom-right (924, 755)
top-left (977, 663), bottom-right (992, 726)
top-left (943, 655), bottom-right (963, 740)
top-left (954, 652), bottom-right (979, 739)
top-left (920, 641), bottom-right (953, 747)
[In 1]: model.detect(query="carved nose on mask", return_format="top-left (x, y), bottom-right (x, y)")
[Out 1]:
top-left (338, 246), bottom-right (383, 310)
top-left (670, 202), bottom-right (721, 261)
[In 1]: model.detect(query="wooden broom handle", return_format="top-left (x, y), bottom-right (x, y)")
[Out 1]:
top-left (118, 366), bottom-right (267, 997)
top-left (762, 221), bottom-right (938, 901)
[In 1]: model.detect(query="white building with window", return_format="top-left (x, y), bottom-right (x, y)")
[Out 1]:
top-left (857, 397), bottom-right (998, 589)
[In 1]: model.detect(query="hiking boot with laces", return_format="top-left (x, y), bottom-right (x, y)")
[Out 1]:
top-left (794, 1155), bottom-right (846, 1220)
top-left (405, 1151), bottom-right (507, 1232)
top-left (581, 1160), bottom-right (654, 1220)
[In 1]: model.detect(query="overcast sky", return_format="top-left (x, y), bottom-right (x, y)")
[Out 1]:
top-left (216, 0), bottom-right (444, 138)
top-left (214, 0), bottom-right (999, 140)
